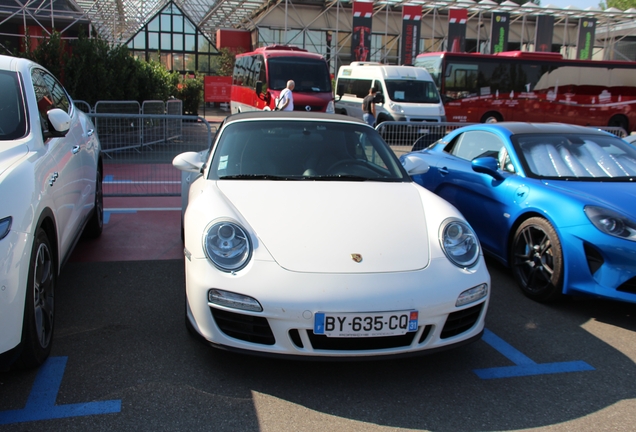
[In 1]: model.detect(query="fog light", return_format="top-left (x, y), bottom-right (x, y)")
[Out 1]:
top-left (208, 289), bottom-right (262, 312)
top-left (456, 284), bottom-right (488, 307)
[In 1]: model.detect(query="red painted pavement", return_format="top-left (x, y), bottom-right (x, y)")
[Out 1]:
top-left (70, 108), bottom-right (228, 263)
top-left (70, 196), bottom-right (184, 263)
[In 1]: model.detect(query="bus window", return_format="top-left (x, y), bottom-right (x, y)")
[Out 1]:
top-left (268, 57), bottom-right (331, 92)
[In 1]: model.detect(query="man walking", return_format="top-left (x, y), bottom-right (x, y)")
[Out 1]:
top-left (362, 87), bottom-right (377, 127)
top-left (278, 80), bottom-right (295, 111)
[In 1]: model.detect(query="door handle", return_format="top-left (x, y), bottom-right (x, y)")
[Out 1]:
top-left (72, 145), bottom-right (81, 154)
top-left (87, 129), bottom-right (94, 137)
top-left (439, 167), bottom-right (449, 175)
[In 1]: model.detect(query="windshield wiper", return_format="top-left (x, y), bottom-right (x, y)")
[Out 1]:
top-left (219, 174), bottom-right (295, 180)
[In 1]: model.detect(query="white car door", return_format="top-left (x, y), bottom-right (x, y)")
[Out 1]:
top-left (31, 68), bottom-right (87, 256)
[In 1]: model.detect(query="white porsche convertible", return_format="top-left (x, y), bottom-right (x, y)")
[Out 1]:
top-left (173, 111), bottom-right (490, 359)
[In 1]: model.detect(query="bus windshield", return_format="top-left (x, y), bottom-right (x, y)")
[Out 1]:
top-left (268, 57), bottom-right (332, 92)
top-left (384, 79), bottom-right (441, 103)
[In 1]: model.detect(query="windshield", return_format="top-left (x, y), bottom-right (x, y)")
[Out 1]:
top-left (513, 133), bottom-right (636, 180)
top-left (0, 71), bottom-right (27, 141)
top-left (268, 57), bottom-right (332, 92)
top-left (209, 120), bottom-right (409, 182)
top-left (413, 56), bottom-right (443, 89)
top-left (384, 79), bottom-right (440, 103)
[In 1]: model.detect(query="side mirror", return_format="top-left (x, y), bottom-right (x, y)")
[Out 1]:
top-left (472, 157), bottom-right (504, 181)
top-left (255, 81), bottom-right (263, 95)
top-left (43, 108), bottom-right (71, 139)
top-left (374, 92), bottom-right (384, 104)
top-left (336, 83), bottom-right (344, 97)
top-left (173, 151), bottom-right (206, 173)
top-left (401, 154), bottom-right (430, 175)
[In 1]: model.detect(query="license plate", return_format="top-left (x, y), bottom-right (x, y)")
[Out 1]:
top-left (313, 311), bottom-right (418, 338)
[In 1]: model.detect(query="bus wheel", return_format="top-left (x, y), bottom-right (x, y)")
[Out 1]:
top-left (481, 112), bottom-right (503, 123)
top-left (609, 115), bottom-right (629, 134)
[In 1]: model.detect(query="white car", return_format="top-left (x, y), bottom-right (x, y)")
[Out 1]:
top-left (173, 111), bottom-right (490, 359)
top-left (0, 55), bottom-right (103, 369)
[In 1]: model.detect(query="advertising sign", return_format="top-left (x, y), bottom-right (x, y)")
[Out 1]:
top-left (490, 12), bottom-right (509, 54)
top-left (204, 76), bottom-right (232, 103)
top-left (400, 5), bottom-right (422, 65)
top-left (535, 15), bottom-right (554, 52)
top-left (448, 9), bottom-right (467, 53)
top-left (577, 18), bottom-right (596, 60)
top-left (352, 1), bottom-right (373, 62)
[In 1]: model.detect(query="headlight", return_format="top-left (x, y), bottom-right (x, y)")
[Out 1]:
top-left (388, 102), bottom-right (404, 113)
top-left (326, 100), bottom-right (335, 114)
top-left (0, 216), bottom-right (11, 240)
top-left (585, 206), bottom-right (636, 241)
top-left (203, 220), bottom-right (252, 272)
top-left (440, 218), bottom-right (480, 268)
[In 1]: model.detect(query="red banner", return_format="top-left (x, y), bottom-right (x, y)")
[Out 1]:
top-left (351, 1), bottom-right (373, 62)
top-left (448, 9), bottom-right (468, 53)
top-left (204, 76), bottom-right (232, 102)
top-left (400, 5), bottom-right (422, 65)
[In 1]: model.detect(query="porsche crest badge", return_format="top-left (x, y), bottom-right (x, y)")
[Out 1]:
top-left (351, 253), bottom-right (363, 263)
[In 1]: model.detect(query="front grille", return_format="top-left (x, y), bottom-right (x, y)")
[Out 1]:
top-left (440, 304), bottom-right (483, 339)
top-left (294, 105), bottom-right (323, 112)
top-left (307, 327), bottom-right (429, 351)
top-left (617, 277), bottom-right (636, 294)
top-left (210, 307), bottom-right (275, 345)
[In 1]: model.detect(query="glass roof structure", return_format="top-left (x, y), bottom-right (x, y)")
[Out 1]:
top-left (2, 0), bottom-right (636, 48)
top-left (69, 0), bottom-right (271, 43)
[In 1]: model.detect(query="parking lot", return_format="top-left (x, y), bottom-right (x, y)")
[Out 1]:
top-left (2, 112), bottom-right (636, 431)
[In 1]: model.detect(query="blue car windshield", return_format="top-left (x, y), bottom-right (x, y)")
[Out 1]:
top-left (208, 120), bottom-right (409, 181)
top-left (512, 133), bottom-right (636, 180)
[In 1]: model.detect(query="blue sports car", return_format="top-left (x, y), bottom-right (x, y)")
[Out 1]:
top-left (402, 122), bottom-right (636, 304)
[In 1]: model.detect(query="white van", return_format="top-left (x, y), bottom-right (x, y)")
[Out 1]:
top-left (335, 62), bottom-right (446, 124)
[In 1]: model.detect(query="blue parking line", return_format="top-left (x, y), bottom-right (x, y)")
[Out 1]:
top-left (104, 209), bottom-right (137, 224)
top-left (474, 328), bottom-right (595, 379)
top-left (0, 357), bottom-right (121, 425)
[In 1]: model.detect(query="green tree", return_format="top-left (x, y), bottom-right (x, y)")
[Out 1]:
top-left (20, 31), bottom-right (180, 106)
top-left (600, 0), bottom-right (636, 9)
top-left (215, 47), bottom-right (243, 77)
top-left (176, 73), bottom-right (204, 115)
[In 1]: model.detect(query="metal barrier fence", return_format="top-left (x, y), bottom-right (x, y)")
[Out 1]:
top-left (375, 121), bottom-right (470, 158)
top-left (87, 113), bottom-right (214, 197)
top-left (376, 122), bottom-right (629, 158)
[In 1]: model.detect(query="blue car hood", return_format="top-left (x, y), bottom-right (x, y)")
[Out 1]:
top-left (544, 179), bottom-right (636, 216)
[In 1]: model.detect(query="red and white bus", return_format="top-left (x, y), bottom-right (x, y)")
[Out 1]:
top-left (231, 45), bottom-right (334, 114)
top-left (414, 51), bottom-right (636, 132)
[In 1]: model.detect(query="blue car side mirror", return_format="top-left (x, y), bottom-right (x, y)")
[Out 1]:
top-left (472, 157), bottom-right (504, 181)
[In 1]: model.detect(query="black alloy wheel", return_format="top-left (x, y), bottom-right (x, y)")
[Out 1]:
top-left (510, 217), bottom-right (564, 302)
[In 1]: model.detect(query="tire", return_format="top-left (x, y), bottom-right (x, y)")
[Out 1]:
top-left (510, 217), bottom-right (564, 302)
top-left (480, 112), bottom-right (503, 123)
top-left (608, 115), bottom-right (629, 134)
top-left (83, 164), bottom-right (103, 239)
top-left (18, 228), bottom-right (56, 368)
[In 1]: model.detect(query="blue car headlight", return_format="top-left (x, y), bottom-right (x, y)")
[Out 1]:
top-left (203, 220), bottom-right (252, 272)
top-left (584, 206), bottom-right (636, 241)
top-left (439, 218), bottom-right (480, 268)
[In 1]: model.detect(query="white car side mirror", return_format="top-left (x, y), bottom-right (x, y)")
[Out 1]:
top-left (173, 151), bottom-right (205, 173)
top-left (47, 108), bottom-right (71, 135)
top-left (402, 154), bottom-right (430, 175)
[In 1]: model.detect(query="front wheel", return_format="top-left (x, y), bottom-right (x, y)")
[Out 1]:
top-left (18, 228), bottom-right (56, 368)
top-left (480, 112), bottom-right (503, 123)
top-left (510, 217), bottom-right (564, 302)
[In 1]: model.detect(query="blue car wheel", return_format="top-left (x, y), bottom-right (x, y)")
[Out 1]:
top-left (511, 217), bottom-right (564, 302)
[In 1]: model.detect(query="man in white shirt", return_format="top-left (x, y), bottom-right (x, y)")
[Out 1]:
top-left (278, 80), bottom-right (295, 111)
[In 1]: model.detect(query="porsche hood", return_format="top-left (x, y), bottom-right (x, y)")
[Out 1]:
top-left (217, 181), bottom-right (430, 273)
